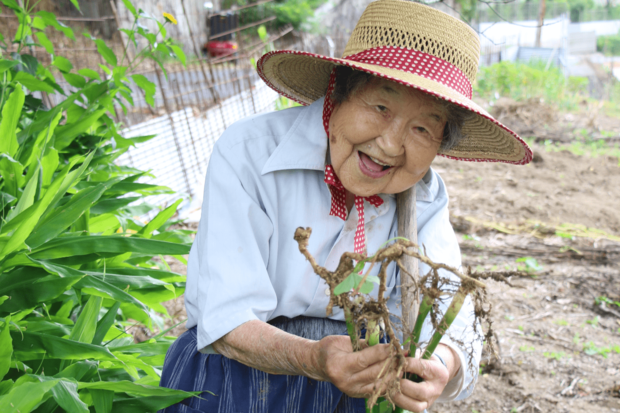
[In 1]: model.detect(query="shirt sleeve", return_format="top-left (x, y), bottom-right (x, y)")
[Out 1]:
top-left (187, 137), bottom-right (276, 351)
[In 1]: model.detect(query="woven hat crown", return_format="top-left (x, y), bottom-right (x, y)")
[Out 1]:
top-left (343, 0), bottom-right (480, 85)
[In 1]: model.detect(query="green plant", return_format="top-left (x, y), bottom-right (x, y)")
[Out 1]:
top-left (596, 296), bottom-right (620, 307)
top-left (475, 61), bottom-right (588, 110)
top-left (0, 0), bottom-right (198, 411)
top-left (583, 341), bottom-right (619, 358)
top-left (516, 257), bottom-right (543, 273)
top-left (275, 96), bottom-right (301, 111)
top-left (519, 345), bottom-right (536, 352)
top-left (586, 316), bottom-right (600, 327)
top-left (543, 351), bottom-right (568, 360)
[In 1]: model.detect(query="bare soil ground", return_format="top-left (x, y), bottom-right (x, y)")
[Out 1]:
top-left (428, 105), bottom-right (620, 412)
top-left (152, 102), bottom-right (620, 412)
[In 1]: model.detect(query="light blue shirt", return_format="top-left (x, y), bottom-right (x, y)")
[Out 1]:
top-left (185, 97), bottom-right (481, 402)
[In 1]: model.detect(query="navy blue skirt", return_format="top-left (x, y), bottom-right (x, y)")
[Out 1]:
top-left (159, 316), bottom-right (367, 413)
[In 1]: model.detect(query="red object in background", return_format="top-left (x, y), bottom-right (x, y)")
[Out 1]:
top-left (204, 41), bottom-right (238, 57)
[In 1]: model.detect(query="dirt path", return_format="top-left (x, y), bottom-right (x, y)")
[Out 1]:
top-left (429, 143), bottom-right (620, 413)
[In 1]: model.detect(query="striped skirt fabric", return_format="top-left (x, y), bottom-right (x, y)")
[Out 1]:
top-left (159, 316), bottom-right (366, 413)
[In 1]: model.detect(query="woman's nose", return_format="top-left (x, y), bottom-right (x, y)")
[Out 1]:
top-left (375, 121), bottom-right (406, 157)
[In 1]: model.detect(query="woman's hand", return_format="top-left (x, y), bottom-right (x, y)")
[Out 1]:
top-left (391, 344), bottom-right (460, 412)
top-left (313, 335), bottom-right (394, 398)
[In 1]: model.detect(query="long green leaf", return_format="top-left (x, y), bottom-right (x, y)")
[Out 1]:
top-left (69, 295), bottom-right (102, 344)
top-left (93, 302), bottom-right (121, 346)
top-left (91, 389), bottom-right (113, 413)
top-left (90, 196), bottom-right (140, 215)
top-left (27, 183), bottom-right (111, 249)
top-left (0, 317), bottom-right (12, 381)
top-left (54, 108), bottom-right (107, 150)
top-left (111, 395), bottom-right (201, 413)
top-left (108, 267), bottom-right (186, 283)
top-left (49, 378), bottom-right (89, 413)
top-left (78, 380), bottom-right (198, 398)
top-left (19, 111), bottom-right (62, 171)
top-left (55, 360), bottom-right (98, 381)
top-left (5, 164), bottom-right (39, 222)
top-left (138, 199), bottom-right (182, 238)
top-left (0, 158), bottom-right (72, 261)
top-left (31, 260), bottom-right (149, 312)
top-left (0, 154), bottom-right (24, 197)
top-left (11, 331), bottom-right (117, 361)
top-left (0, 273), bottom-right (84, 313)
top-left (0, 379), bottom-right (58, 412)
top-left (0, 84), bottom-right (25, 158)
top-left (76, 276), bottom-right (149, 311)
top-left (30, 236), bottom-right (190, 259)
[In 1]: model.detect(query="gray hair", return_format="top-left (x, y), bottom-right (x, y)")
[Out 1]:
top-left (330, 66), bottom-right (472, 152)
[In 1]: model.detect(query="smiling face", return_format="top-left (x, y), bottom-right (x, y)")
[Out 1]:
top-left (328, 77), bottom-right (447, 197)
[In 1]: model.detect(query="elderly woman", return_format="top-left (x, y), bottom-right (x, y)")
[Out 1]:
top-left (160, 1), bottom-right (531, 412)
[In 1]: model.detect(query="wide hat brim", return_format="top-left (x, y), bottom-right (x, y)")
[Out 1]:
top-left (257, 50), bottom-right (533, 165)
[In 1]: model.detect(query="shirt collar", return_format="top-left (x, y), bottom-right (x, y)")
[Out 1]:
top-left (261, 97), bottom-right (327, 175)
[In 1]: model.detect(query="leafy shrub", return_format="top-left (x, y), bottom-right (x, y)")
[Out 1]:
top-left (0, 0), bottom-right (197, 411)
top-left (597, 33), bottom-right (620, 56)
top-left (475, 60), bottom-right (589, 110)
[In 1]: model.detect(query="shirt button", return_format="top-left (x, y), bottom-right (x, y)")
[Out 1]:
top-left (324, 288), bottom-right (330, 296)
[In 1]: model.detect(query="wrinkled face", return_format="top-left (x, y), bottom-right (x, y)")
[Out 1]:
top-left (329, 77), bottom-right (447, 197)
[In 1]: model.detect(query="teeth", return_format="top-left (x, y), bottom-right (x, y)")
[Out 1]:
top-left (369, 155), bottom-right (391, 167)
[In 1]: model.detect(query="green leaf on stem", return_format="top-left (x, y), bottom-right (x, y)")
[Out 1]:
top-left (77, 68), bottom-right (101, 81)
top-left (69, 295), bottom-right (102, 344)
top-left (52, 56), bottom-right (73, 73)
top-left (63, 72), bottom-right (87, 88)
top-left (0, 60), bottom-right (18, 73)
top-left (0, 317), bottom-right (12, 381)
top-left (0, 84), bottom-right (25, 158)
top-left (35, 11), bottom-right (75, 40)
top-left (0, 379), bottom-right (59, 412)
top-left (35, 32), bottom-right (55, 54)
top-left (94, 39), bottom-right (118, 66)
top-left (131, 74), bottom-right (156, 107)
top-left (121, 0), bottom-right (138, 17)
top-left (68, 0), bottom-right (81, 11)
top-left (170, 45), bottom-right (186, 66)
top-left (13, 71), bottom-right (56, 92)
top-left (91, 389), bottom-right (113, 413)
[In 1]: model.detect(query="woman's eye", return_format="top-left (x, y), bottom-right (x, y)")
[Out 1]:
top-left (416, 126), bottom-right (428, 133)
top-left (376, 105), bottom-right (387, 112)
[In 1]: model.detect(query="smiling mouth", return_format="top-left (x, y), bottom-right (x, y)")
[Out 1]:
top-left (358, 151), bottom-right (394, 178)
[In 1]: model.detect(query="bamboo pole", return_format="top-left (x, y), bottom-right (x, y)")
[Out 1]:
top-left (396, 186), bottom-right (419, 340)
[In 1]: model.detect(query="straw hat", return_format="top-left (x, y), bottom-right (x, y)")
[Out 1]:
top-left (257, 0), bottom-right (532, 165)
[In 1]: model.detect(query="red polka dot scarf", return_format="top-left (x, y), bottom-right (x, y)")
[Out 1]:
top-left (322, 70), bottom-right (384, 256)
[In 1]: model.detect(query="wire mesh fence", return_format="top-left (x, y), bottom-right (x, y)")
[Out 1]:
top-left (1, 2), bottom-right (306, 218)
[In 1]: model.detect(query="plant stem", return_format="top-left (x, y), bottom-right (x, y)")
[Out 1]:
top-left (344, 306), bottom-right (358, 351)
top-left (365, 319), bottom-right (380, 347)
top-left (421, 285), bottom-right (470, 360)
top-left (409, 294), bottom-right (434, 356)
top-left (405, 284), bottom-right (473, 385)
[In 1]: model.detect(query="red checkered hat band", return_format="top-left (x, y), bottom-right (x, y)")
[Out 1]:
top-left (344, 46), bottom-right (473, 99)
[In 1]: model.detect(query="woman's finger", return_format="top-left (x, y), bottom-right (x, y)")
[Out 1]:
top-left (350, 343), bottom-right (391, 372)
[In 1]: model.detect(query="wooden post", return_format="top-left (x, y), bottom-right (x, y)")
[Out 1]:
top-left (396, 186), bottom-right (419, 338)
top-left (535, 0), bottom-right (546, 48)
